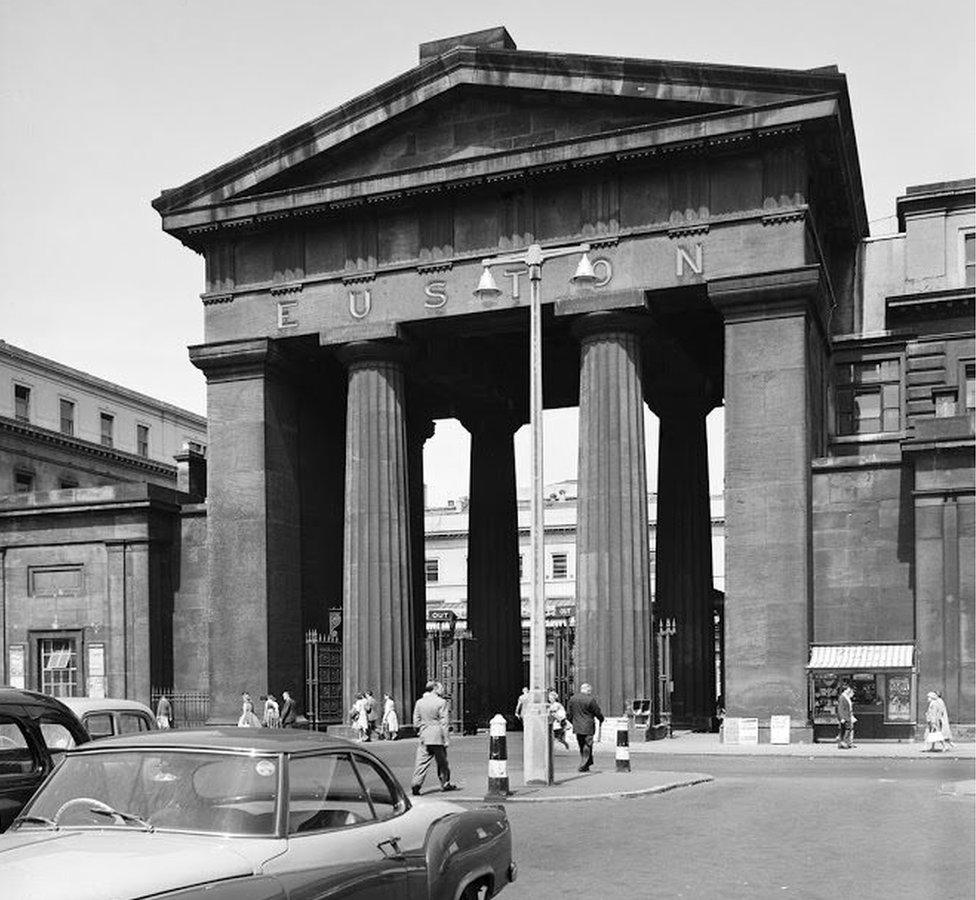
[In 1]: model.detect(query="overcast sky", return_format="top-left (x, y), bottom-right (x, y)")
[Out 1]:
top-left (1, 0), bottom-right (973, 502)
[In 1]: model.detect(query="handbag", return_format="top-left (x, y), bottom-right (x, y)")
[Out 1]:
top-left (924, 727), bottom-right (941, 744)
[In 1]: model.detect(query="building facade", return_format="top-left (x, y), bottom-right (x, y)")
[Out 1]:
top-left (0, 342), bottom-right (207, 702)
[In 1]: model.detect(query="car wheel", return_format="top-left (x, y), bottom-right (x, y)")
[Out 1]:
top-left (460, 880), bottom-right (489, 900)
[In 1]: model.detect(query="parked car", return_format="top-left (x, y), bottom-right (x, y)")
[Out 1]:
top-left (0, 727), bottom-right (516, 899)
top-left (0, 686), bottom-right (90, 832)
top-left (62, 697), bottom-right (157, 739)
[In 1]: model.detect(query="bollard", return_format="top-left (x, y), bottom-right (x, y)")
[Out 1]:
top-left (615, 717), bottom-right (631, 772)
top-left (485, 713), bottom-right (511, 800)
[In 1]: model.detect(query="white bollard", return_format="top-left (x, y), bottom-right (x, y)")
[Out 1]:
top-left (485, 713), bottom-right (511, 799)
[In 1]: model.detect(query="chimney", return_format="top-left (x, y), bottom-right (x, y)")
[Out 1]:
top-left (175, 443), bottom-right (207, 502)
top-left (419, 26), bottom-right (516, 62)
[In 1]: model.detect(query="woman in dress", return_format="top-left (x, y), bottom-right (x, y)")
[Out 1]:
top-left (924, 691), bottom-right (948, 751)
top-left (349, 693), bottom-right (369, 741)
top-left (381, 692), bottom-right (399, 741)
top-left (237, 699), bottom-right (262, 728)
top-left (263, 694), bottom-right (281, 728)
top-left (155, 695), bottom-right (173, 729)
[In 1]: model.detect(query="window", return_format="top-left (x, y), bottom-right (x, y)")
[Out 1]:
top-left (964, 363), bottom-right (975, 417)
top-left (518, 554), bottom-right (524, 581)
top-left (14, 470), bottom-right (34, 493)
top-left (59, 477), bottom-right (78, 490)
top-left (100, 412), bottom-right (114, 448)
top-left (186, 441), bottom-right (206, 456)
top-left (551, 553), bottom-right (568, 579)
top-left (287, 753), bottom-right (374, 833)
top-left (37, 718), bottom-right (78, 768)
top-left (425, 559), bottom-right (439, 583)
top-left (84, 713), bottom-right (115, 739)
top-left (59, 399), bottom-right (75, 436)
top-left (136, 424), bottom-right (150, 458)
top-left (963, 231), bottom-right (975, 288)
top-left (119, 713), bottom-right (150, 734)
top-left (835, 358), bottom-right (901, 435)
top-left (38, 638), bottom-right (78, 697)
top-left (352, 754), bottom-right (401, 821)
top-left (0, 718), bottom-right (37, 776)
top-left (14, 384), bottom-right (30, 422)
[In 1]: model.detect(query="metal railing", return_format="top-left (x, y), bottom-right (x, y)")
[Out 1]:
top-left (150, 689), bottom-right (210, 729)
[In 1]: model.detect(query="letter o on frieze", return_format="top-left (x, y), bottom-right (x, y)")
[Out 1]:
top-left (592, 258), bottom-right (612, 288)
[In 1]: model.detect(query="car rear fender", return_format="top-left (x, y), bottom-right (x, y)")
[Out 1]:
top-left (424, 808), bottom-right (512, 900)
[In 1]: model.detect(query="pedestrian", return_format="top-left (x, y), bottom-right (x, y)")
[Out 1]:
top-left (566, 682), bottom-right (604, 772)
top-left (514, 686), bottom-right (529, 724)
top-left (155, 694), bottom-right (173, 730)
top-left (280, 690), bottom-right (297, 728)
top-left (837, 684), bottom-right (856, 749)
top-left (365, 690), bottom-right (379, 740)
top-left (381, 692), bottom-right (399, 741)
top-left (548, 689), bottom-right (569, 749)
top-left (263, 693), bottom-right (281, 728)
top-left (923, 691), bottom-right (953, 752)
top-left (349, 692), bottom-right (369, 741)
top-left (237, 698), bottom-right (262, 728)
top-left (410, 681), bottom-right (458, 795)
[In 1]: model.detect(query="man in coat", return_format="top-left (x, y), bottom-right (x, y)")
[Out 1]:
top-left (364, 690), bottom-right (380, 740)
top-left (566, 682), bottom-right (605, 772)
top-left (837, 684), bottom-right (856, 749)
top-left (410, 681), bottom-right (458, 795)
top-left (279, 691), bottom-right (297, 728)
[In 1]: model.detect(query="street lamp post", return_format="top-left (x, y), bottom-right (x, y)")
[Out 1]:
top-left (475, 241), bottom-right (596, 784)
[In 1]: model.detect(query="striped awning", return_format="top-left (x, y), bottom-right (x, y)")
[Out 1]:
top-left (807, 644), bottom-right (914, 670)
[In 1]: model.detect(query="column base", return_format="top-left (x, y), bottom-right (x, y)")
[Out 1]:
top-left (521, 693), bottom-right (553, 785)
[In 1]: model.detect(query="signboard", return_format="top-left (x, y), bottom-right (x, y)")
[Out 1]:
top-left (722, 717), bottom-right (741, 744)
top-left (8, 645), bottom-right (25, 689)
top-left (770, 715), bottom-right (791, 744)
top-left (87, 644), bottom-right (106, 699)
top-left (739, 718), bottom-right (759, 745)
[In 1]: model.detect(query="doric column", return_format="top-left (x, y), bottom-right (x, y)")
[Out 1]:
top-left (464, 410), bottom-right (524, 725)
top-left (338, 341), bottom-right (415, 721)
top-left (655, 397), bottom-right (716, 729)
top-left (575, 312), bottom-right (653, 715)
top-left (189, 339), bottom-right (303, 722)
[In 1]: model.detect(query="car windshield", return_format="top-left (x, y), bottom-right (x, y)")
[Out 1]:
top-left (18, 750), bottom-right (279, 836)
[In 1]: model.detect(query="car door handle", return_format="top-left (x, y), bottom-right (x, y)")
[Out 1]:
top-left (377, 835), bottom-right (402, 857)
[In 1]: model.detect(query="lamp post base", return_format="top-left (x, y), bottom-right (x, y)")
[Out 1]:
top-left (521, 691), bottom-right (553, 785)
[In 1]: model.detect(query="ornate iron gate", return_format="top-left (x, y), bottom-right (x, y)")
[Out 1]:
top-left (305, 627), bottom-right (342, 730)
top-left (425, 630), bottom-right (478, 734)
top-left (551, 623), bottom-right (575, 702)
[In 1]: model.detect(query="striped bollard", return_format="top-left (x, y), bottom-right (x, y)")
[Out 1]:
top-left (615, 717), bottom-right (631, 772)
top-left (485, 714), bottom-right (511, 800)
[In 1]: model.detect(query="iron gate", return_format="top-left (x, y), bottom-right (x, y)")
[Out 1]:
top-left (305, 628), bottom-right (342, 730)
top-left (425, 630), bottom-right (478, 734)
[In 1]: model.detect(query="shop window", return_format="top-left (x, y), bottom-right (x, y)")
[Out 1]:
top-left (835, 358), bottom-right (901, 435)
top-left (100, 412), bottom-right (114, 448)
top-left (811, 672), bottom-right (840, 724)
top-left (551, 553), bottom-right (568, 579)
top-left (425, 558), bottom-right (439, 583)
top-left (14, 384), bottom-right (30, 422)
top-left (14, 470), bottom-right (34, 493)
top-left (60, 398), bottom-right (75, 436)
top-left (137, 424), bottom-right (150, 458)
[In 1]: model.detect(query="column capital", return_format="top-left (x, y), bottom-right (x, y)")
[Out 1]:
top-left (571, 310), bottom-right (653, 343)
top-left (335, 339), bottom-right (413, 370)
top-left (708, 265), bottom-right (828, 328)
top-left (189, 338), bottom-right (296, 384)
top-left (458, 406), bottom-right (525, 437)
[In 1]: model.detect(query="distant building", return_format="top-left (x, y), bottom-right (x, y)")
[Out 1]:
top-left (1, 340), bottom-right (206, 493)
top-left (0, 342), bottom-right (206, 702)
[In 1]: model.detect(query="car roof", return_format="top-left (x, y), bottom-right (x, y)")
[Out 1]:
top-left (72, 726), bottom-right (360, 754)
top-left (0, 685), bottom-right (77, 713)
top-left (61, 697), bottom-right (155, 716)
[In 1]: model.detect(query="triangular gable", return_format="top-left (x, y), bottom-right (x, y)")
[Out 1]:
top-left (154, 45), bottom-right (851, 223)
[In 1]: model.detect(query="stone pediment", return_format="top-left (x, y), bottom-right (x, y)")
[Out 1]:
top-left (154, 33), bottom-right (858, 238)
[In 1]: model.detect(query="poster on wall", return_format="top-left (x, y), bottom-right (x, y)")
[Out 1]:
top-left (885, 674), bottom-right (913, 722)
top-left (87, 644), bottom-right (106, 699)
top-left (8, 645), bottom-right (25, 689)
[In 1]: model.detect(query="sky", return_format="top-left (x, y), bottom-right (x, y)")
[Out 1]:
top-left (1, 0), bottom-right (973, 503)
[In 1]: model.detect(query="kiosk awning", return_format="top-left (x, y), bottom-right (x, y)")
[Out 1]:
top-left (807, 644), bottom-right (915, 669)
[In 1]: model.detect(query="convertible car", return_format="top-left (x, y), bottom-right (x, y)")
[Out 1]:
top-left (0, 728), bottom-right (516, 899)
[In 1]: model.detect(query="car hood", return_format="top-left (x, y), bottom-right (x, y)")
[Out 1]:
top-left (0, 829), bottom-right (280, 899)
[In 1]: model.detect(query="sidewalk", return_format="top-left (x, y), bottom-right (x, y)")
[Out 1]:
top-left (620, 730), bottom-right (976, 759)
